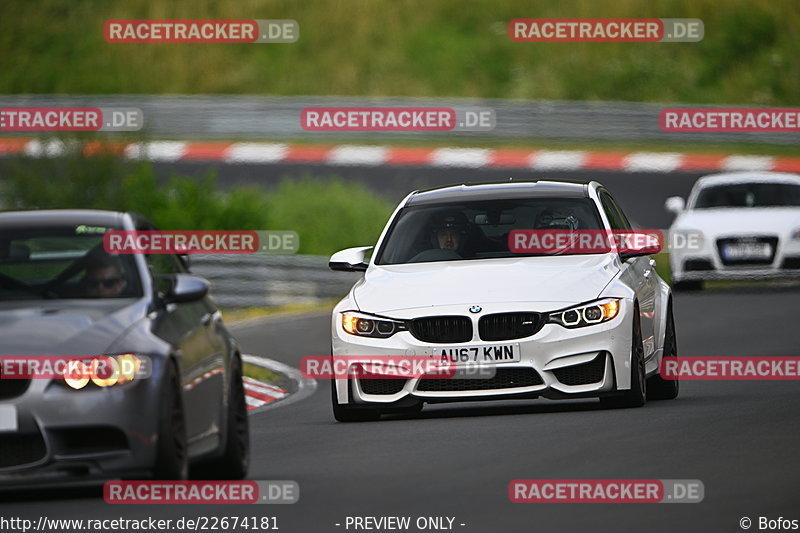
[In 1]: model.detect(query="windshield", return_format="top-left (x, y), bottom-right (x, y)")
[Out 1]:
top-left (375, 198), bottom-right (604, 265)
top-left (0, 225), bottom-right (142, 301)
top-left (693, 183), bottom-right (800, 209)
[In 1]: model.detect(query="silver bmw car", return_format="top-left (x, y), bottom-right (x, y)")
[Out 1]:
top-left (0, 210), bottom-right (248, 486)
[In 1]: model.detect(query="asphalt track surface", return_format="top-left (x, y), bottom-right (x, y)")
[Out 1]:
top-left (2, 163), bottom-right (800, 532)
top-left (3, 287), bottom-right (800, 532)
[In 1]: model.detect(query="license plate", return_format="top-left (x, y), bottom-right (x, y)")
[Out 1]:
top-left (723, 243), bottom-right (771, 260)
top-left (0, 405), bottom-right (17, 432)
top-left (430, 344), bottom-right (520, 365)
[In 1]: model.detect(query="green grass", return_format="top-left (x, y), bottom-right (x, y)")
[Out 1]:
top-left (221, 300), bottom-right (336, 323)
top-left (242, 362), bottom-right (281, 384)
top-left (1, 0), bottom-right (798, 105)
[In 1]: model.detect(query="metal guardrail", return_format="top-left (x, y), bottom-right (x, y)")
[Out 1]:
top-left (1, 95), bottom-right (797, 145)
top-left (190, 254), bottom-right (361, 308)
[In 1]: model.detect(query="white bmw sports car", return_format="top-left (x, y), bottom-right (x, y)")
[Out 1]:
top-left (666, 171), bottom-right (800, 290)
top-left (328, 180), bottom-right (678, 422)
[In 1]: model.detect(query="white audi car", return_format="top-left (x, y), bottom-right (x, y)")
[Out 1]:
top-left (666, 171), bottom-right (800, 290)
top-left (328, 180), bottom-right (678, 421)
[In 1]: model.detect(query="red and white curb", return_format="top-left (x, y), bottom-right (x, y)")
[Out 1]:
top-left (1, 137), bottom-right (799, 173)
top-left (183, 367), bottom-right (224, 392)
top-left (241, 353), bottom-right (317, 414)
top-left (179, 365), bottom-right (288, 410)
top-left (243, 377), bottom-right (287, 410)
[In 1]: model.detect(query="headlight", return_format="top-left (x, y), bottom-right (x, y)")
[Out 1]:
top-left (548, 299), bottom-right (621, 329)
top-left (341, 311), bottom-right (406, 338)
top-left (61, 354), bottom-right (143, 390)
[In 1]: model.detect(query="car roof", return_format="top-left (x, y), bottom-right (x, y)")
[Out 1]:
top-left (0, 209), bottom-right (131, 228)
top-left (406, 180), bottom-right (590, 206)
top-left (694, 171), bottom-right (800, 188)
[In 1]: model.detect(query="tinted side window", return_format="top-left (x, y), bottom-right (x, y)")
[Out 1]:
top-left (599, 192), bottom-right (626, 230)
top-left (136, 223), bottom-right (184, 295)
top-left (607, 193), bottom-right (633, 230)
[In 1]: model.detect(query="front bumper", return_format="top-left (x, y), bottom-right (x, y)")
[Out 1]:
top-left (670, 232), bottom-right (800, 282)
top-left (331, 301), bottom-right (634, 406)
top-left (0, 365), bottom-right (163, 487)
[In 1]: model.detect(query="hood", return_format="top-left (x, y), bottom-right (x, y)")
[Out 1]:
top-left (0, 299), bottom-right (146, 356)
top-left (354, 255), bottom-right (620, 313)
top-left (674, 207), bottom-right (800, 236)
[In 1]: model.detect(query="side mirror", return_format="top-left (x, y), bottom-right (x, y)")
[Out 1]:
top-left (163, 274), bottom-right (209, 303)
top-left (329, 246), bottom-right (373, 272)
top-left (619, 231), bottom-right (662, 262)
top-left (665, 196), bottom-right (685, 214)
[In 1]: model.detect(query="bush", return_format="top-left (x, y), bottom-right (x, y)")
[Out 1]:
top-left (1, 144), bottom-right (394, 256)
top-left (264, 177), bottom-right (394, 254)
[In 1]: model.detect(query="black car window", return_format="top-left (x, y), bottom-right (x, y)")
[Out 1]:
top-left (694, 183), bottom-right (800, 208)
top-left (375, 197), bottom-right (604, 265)
top-left (0, 225), bottom-right (142, 300)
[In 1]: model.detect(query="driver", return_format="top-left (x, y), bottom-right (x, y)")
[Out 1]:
top-left (430, 211), bottom-right (469, 253)
top-left (82, 255), bottom-right (127, 298)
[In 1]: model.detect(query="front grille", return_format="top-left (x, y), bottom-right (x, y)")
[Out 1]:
top-left (781, 257), bottom-right (800, 269)
top-left (716, 236), bottom-right (778, 266)
top-left (409, 316), bottom-right (472, 343)
top-left (0, 378), bottom-right (30, 400)
top-left (684, 258), bottom-right (714, 272)
top-left (479, 312), bottom-right (544, 341)
top-left (416, 367), bottom-right (543, 392)
top-left (552, 354), bottom-right (607, 386)
top-left (0, 433), bottom-right (47, 469)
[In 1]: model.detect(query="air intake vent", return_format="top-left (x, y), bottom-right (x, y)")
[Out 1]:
top-left (417, 368), bottom-right (543, 392)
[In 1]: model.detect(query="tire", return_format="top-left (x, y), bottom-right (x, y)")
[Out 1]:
top-left (672, 280), bottom-right (703, 291)
top-left (153, 360), bottom-right (189, 480)
top-left (193, 355), bottom-right (250, 479)
top-left (601, 308), bottom-right (647, 409)
top-left (647, 301), bottom-right (680, 401)
top-left (331, 380), bottom-right (381, 422)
